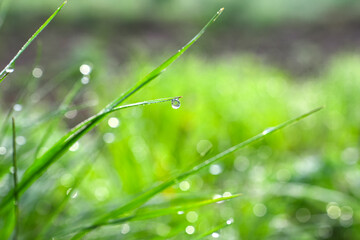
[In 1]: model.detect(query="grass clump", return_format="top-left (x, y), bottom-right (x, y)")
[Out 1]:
top-left (3, 1), bottom-right (357, 240)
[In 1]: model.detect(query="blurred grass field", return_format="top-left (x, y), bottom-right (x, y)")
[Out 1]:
top-left (1, 1), bottom-right (360, 239)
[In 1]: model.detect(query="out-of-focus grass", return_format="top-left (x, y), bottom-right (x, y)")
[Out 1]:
top-left (5, 0), bottom-right (360, 26)
top-left (1, 50), bottom-right (359, 239)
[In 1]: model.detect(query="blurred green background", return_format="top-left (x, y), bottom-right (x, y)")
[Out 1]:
top-left (1, 0), bottom-right (360, 239)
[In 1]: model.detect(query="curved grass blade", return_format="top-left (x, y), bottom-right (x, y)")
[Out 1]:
top-left (68, 194), bottom-right (240, 239)
top-left (0, 8), bottom-right (224, 209)
top-left (0, 96), bottom-right (181, 209)
top-left (71, 107), bottom-right (323, 238)
top-left (0, 1), bottom-right (67, 84)
top-left (102, 7), bottom-right (224, 112)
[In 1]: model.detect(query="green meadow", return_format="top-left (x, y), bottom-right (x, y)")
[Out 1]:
top-left (1, 1), bottom-right (360, 239)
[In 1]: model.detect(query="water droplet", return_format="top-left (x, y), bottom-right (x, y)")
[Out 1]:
top-left (66, 188), bottom-right (72, 195)
top-left (0, 146), bottom-right (7, 155)
top-left (209, 164), bottom-right (223, 175)
top-left (177, 211), bottom-right (184, 215)
top-left (196, 140), bottom-right (212, 156)
top-left (262, 127), bottom-right (275, 135)
top-left (65, 110), bottom-right (78, 119)
top-left (10, 166), bottom-right (15, 174)
top-left (6, 67), bottom-right (14, 73)
top-left (103, 133), bottom-right (115, 143)
top-left (326, 202), bottom-right (341, 219)
top-left (213, 194), bottom-right (224, 204)
top-left (69, 142), bottom-right (79, 152)
top-left (16, 136), bottom-right (26, 145)
top-left (171, 98), bottom-right (181, 109)
top-left (226, 218), bottom-right (234, 225)
top-left (71, 191), bottom-right (78, 199)
top-left (253, 203), bottom-right (267, 217)
top-left (108, 117), bottom-right (120, 128)
top-left (186, 211), bottom-right (198, 223)
top-left (179, 181), bottom-right (190, 191)
top-left (79, 64), bottom-right (92, 75)
top-left (81, 76), bottom-right (90, 85)
top-left (212, 232), bottom-right (220, 238)
top-left (223, 192), bottom-right (232, 197)
top-left (32, 67), bottom-right (43, 78)
top-left (185, 226), bottom-right (195, 235)
top-left (94, 186), bottom-right (109, 201)
top-left (121, 223), bottom-right (130, 234)
top-left (13, 104), bottom-right (22, 112)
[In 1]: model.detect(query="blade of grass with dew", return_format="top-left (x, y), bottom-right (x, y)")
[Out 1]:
top-left (12, 117), bottom-right (19, 240)
top-left (0, 8), bottom-right (224, 209)
top-left (0, 96), bottom-right (181, 210)
top-left (0, 1), bottom-right (67, 83)
top-left (194, 220), bottom-right (234, 240)
top-left (71, 107), bottom-right (323, 238)
top-left (64, 194), bottom-right (240, 238)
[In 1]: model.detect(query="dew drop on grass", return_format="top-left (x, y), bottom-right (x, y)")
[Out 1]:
top-left (32, 67), bottom-right (43, 78)
top-left (212, 232), bottom-right (220, 238)
top-left (0, 146), bottom-right (7, 155)
top-left (69, 142), bottom-right (79, 152)
top-left (186, 211), bottom-right (198, 223)
top-left (121, 224), bottom-right (130, 234)
top-left (5, 67), bottom-right (14, 73)
top-left (81, 76), bottom-right (90, 85)
top-left (262, 127), bottom-right (275, 135)
top-left (171, 98), bottom-right (181, 109)
top-left (79, 64), bottom-right (92, 75)
top-left (253, 203), bottom-right (267, 217)
top-left (108, 117), bottom-right (120, 128)
top-left (179, 181), bottom-right (190, 191)
top-left (16, 136), bottom-right (26, 145)
top-left (185, 225), bottom-right (195, 235)
top-left (13, 104), bottom-right (22, 112)
top-left (226, 218), bottom-right (234, 225)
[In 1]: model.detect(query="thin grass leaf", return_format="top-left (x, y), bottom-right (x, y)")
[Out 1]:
top-left (0, 1), bottom-right (67, 83)
top-left (71, 107), bottom-right (323, 238)
top-left (194, 220), bottom-right (234, 240)
top-left (67, 194), bottom-right (240, 238)
top-left (11, 117), bottom-right (19, 240)
top-left (0, 8), bottom-right (224, 209)
top-left (102, 7), bottom-right (224, 112)
top-left (0, 96), bottom-right (181, 210)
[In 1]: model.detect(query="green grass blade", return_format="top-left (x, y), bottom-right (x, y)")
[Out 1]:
top-left (70, 194), bottom-right (240, 238)
top-left (194, 220), bottom-right (234, 240)
top-left (0, 96), bottom-right (181, 209)
top-left (11, 117), bottom-right (19, 240)
top-left (0, 1), bottom-right (67, 84)
top-left (76, 107), bottom-right (323, 236)
top-left (103, 7), bottom-right (224, 111)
